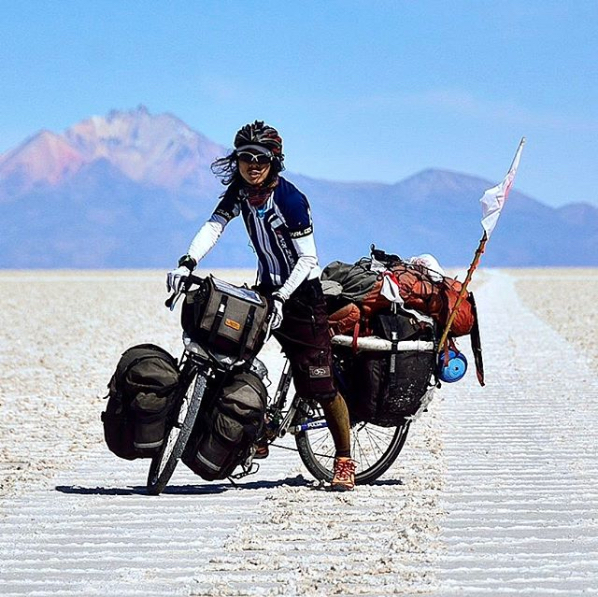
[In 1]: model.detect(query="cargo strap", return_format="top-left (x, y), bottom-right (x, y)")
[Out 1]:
top-left (469, 292), bottom-right (485, 386)
top-left (238, 306), bottom-right (256, 359)
top-left (208, 296), bottom-right (258, 359)
top-left (388, 323), bottom-right (400, 397)
top-left (208, 295), bottom-right (229, 347)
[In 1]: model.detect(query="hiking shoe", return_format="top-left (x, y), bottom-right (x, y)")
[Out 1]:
top-left (331, 457), bottom-right (356, 491)
top-left (253, 442), bottom-right (270, 460)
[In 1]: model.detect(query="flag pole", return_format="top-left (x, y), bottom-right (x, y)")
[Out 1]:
top-left (437, 231), bottom-right (487, 353)
top-left (436, 137), bottom-right (526, 354)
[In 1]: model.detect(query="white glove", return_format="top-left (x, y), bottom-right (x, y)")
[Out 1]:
top-left (166, 266), bottom-right (190, 293)
top-left (270, 294), bottom-right (285, 331)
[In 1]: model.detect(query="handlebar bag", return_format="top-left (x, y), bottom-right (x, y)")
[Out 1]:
top-left (101, 344), bottom-right (180, 460)
top-left (182, 370), bottom-right (267, 481)
top-left (181, 276), bottom-right (270, 360)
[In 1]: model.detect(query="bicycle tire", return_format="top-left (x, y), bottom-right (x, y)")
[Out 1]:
top-left (295, 409), bottom-right (411, 485)
top-left (146, 372), bottom-right (207, 495)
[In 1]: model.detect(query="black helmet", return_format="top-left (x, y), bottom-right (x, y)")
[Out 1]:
top-left (234, 121), bottom-right (284, 168)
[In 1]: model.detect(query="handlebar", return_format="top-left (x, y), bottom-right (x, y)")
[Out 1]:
top-left (164, 274), bottom-right (206, 311)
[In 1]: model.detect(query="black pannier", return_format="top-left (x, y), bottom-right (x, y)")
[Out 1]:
top-left (102, 344), bottom-right (180, 460)
top-left (182, 369), bottom-right (267, 481)
top-left (181, 276), bottom-right (270, 361)
top-left (345, 312), bottom-right (436, 426)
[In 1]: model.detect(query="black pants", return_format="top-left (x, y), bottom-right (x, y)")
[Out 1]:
top-left (262, 279), bottom-right (338, 403)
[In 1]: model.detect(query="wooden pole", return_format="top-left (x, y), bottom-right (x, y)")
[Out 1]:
top-left (437, 231), bottom-right (488, 353)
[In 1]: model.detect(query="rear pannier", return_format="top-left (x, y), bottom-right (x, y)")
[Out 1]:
top-left (102, 344), bottom-right (180, 460)
top-left (343, 312), bottom-right (436, 426)
top-left (182, 370), bottom-right (267, 480)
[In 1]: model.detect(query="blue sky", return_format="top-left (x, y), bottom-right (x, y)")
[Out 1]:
top-left (1, 0), bottom-right (596, 207)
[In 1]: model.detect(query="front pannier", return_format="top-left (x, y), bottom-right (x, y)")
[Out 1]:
top-left (346, 313), bottom-right (436, 426)
top-left (102, 344), bottom-right (180, 460)
top-left (181, 276), bottom-right (270, 361)
top-left (182, 370), bottom-right (267, 481)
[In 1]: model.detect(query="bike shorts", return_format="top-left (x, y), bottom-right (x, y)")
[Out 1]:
top-left (264, 279), bottom-right (338, 403)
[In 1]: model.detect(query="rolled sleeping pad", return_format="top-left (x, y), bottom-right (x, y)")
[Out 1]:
top-left (330, 335), bottom-right (434, 352)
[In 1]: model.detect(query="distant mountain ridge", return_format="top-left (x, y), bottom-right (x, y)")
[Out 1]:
top-left (0, 106), bottom-right (224, 195)
top-left (1, 106), bottom-right (596, 268)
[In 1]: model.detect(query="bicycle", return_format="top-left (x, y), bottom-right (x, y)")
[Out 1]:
top-left (146, 275), bottom-right (437, 495)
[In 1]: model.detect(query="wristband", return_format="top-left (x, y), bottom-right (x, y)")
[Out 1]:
top-left (177, 254), bottom-right (197, 270)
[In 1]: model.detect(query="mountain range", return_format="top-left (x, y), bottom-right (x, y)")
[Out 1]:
top-left (1, 106), bottom-right (596, 269)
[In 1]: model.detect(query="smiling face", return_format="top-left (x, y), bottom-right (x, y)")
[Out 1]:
top-left (237, 151), bottom-right (272, 186)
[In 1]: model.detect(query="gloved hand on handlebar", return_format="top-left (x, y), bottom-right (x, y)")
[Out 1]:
top-left (270, 292), bottom-right (285, 331)
top-left (166, 254), bottom-right (198, 293)
top-left (166, 266), bottom-right (190, 293)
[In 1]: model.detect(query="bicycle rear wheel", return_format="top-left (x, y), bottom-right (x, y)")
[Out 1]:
top-left (295, 406), bottom-right (411, 485)
top-left (146, 371), bottom-right (207, 495)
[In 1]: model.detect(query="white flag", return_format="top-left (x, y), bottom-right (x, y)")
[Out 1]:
top-left (480, 137), bottom-right (526, 238)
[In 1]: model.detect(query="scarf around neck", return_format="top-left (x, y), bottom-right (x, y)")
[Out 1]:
top-left (240, 177), bottom-right (279, 208)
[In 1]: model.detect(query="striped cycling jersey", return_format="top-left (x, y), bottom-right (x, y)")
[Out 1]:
top-left (212, 177), bottom-right (321, 288)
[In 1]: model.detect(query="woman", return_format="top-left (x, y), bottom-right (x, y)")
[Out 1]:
top-left (167, 121), bottom-right (356, 491)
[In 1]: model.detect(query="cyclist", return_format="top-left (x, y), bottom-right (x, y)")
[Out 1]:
top-left (167, 121), bottom-right (356, 491)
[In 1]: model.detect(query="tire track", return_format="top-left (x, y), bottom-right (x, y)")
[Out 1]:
top-left (2, 270), bottom-right (597, 595)
top-left (436, 270), bottom-right (598, 596)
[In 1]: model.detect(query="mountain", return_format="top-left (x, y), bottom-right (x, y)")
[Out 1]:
top-left (1, 106), bottom-right (596, 268)
top-left (0, 130), bottom-right (86, 192)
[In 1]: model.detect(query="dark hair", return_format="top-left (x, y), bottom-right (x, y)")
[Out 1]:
top-left (210, 152), bottom-right (239, 187)
top-left (210, 150), bottom-right (284, 188)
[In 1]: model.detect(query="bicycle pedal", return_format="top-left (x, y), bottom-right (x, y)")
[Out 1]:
top-left (230, 462), bottom-right (260, 480)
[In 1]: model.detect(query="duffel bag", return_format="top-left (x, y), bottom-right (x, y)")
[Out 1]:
top-left (346, 312), bottom-right (436, 426)
top-left (101, 343), bottom-right (180, 460)
top-left (183, 370), bottom-right (267, 481)
top-left (181, 276), bottom-right (270, 361)
top-left (323, 254), bottom-right (476, 338)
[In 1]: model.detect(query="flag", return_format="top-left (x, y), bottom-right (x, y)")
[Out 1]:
top-left (480, 137), bottom-right (526, 238)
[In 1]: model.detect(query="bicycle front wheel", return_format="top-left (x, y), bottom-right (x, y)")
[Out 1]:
top-left (146, 371), bottom-right (207, 495)
top-left (295, 408), bottom-right (411, 485)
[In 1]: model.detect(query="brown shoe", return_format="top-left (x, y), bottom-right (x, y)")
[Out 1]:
top-left (331, 457), bottom-right (356, 491)
top-left (253, 442), bottom-right (269, 460)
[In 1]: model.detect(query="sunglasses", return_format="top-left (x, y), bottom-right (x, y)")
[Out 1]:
top-left (236, 151), bottom-right (272, 165)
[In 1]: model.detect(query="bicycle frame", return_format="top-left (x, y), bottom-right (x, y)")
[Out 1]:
top-left (151, 277), bottom-right (438, 490)
top-left (264, 359), bottom-right (315, 438)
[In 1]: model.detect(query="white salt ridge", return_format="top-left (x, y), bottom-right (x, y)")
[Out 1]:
top-left (437, 270), bottom-right (598, 595)
top-left (0, 270), bottom-right (597, 595)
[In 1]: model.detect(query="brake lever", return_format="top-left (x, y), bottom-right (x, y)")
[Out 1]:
top-left (165, 291), bottom-right (183, 312)
top-left (165, 273), bottom-right (206, 311)
top-left (263, 304), bottom-right (278, 342)
top-left (264, 316), bottom-right (274, 342)
top-left (165, 274), bottom-right (190, 311)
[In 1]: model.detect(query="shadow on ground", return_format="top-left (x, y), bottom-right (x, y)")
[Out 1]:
top-left (55, 474), bottom-right (312, 496)
top-left (55, 475), bottom-right (403, 496)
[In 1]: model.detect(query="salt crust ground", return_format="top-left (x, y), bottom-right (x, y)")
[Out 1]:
top-left (511, 268), bottom-right (598, 371)
top-left (0, 268), bottom-right (596, 595)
